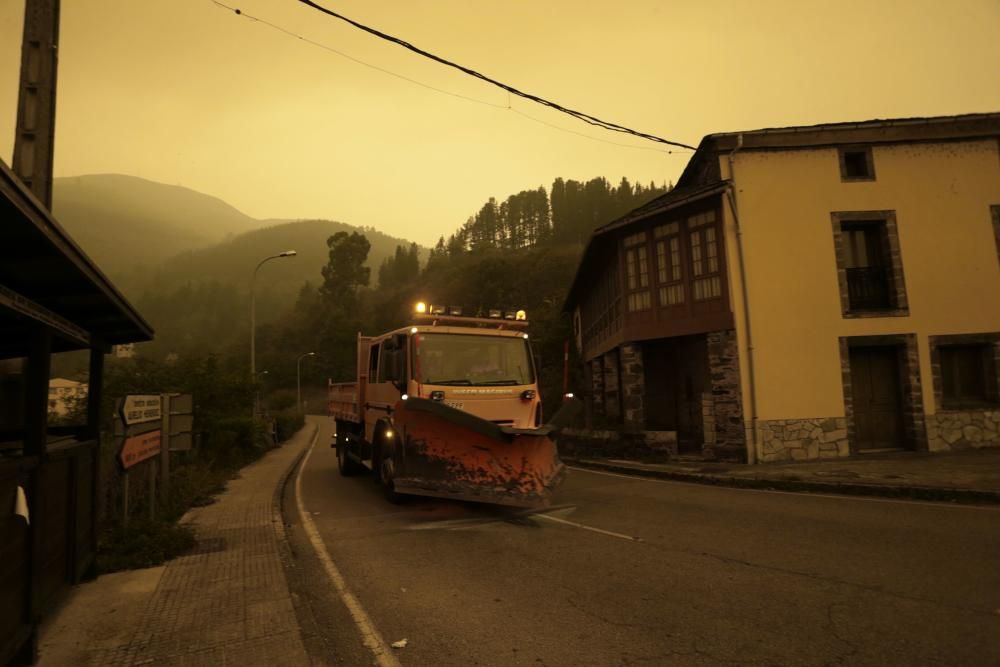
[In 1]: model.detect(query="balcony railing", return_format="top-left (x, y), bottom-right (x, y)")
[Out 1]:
top-left (847, 266), bottom-right (891, 311)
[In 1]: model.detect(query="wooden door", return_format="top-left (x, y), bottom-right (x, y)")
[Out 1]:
top-left (849, 346), bottom-right (904, 450)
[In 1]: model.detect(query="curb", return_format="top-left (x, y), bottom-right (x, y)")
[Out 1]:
top-left (563, 457), bottom-right (1000, 505)
top-left (272, 422), bottom-right (319, 540)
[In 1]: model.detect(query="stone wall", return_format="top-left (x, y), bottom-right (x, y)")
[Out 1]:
top-left (759, 417), bottom-right (849, 462)
top-left (926, 411), bottom-right (1000, 451)
top-left (589, 359), bottom-right (604, 418)
top-left (707, 330), bottom-right (745, 460)
top-left (602, 350), bottom-right (621, 422)
top-left (620, 343), bottom-right (644, 431)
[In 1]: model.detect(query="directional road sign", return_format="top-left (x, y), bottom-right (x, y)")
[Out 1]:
top-left (119, 394), bottom-right (162, 426)
top-left (119, 430), bottom-right (162, 470)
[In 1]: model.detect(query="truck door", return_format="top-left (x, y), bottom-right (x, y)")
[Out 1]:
top-left (364, 334), bottom-right (408, 443)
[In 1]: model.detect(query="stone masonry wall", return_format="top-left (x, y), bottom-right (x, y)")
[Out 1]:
top-left (707, 330), bottom-right (745, 460)
top-left (927, 411), bottom-right (1000, 451)
top-left (759, 417), bottom-right (850, 462)
top-left (620, 343), bottom-right (644, 431)
top-left (602, 350), bottom-right (621, 422)
top-left (589, 359), bottom-right (604, 418)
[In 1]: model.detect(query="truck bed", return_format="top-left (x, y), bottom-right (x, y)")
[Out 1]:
top-left (328, 381), bottom-right (361, 423)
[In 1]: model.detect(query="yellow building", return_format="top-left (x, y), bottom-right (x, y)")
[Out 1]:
top-left (565, 113), bottom-right (1000, 463)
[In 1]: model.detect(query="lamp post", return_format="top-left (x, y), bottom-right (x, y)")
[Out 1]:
top-left (254, 370), bottom-right (268, 417)
top-left (297, 352), bottom-right (316, 414)
top-left (251, 251), bottom-right (296, 414)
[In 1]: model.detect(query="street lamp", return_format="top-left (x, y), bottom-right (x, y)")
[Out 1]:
top-left (253, 370), bottom-right (269, 418)
top-left (297, 352), bottom-right (316, 414)
top-left (250, 251), bottom-right (296, 403)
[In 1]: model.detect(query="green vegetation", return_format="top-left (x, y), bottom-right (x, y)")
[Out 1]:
top-left (87, 172), bottom-right (667, 570)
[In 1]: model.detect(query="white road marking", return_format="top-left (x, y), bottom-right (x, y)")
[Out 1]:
top-left (536, 513), bottom-right (642, 542)
top-left (568, 465), bottom-right (1000, 511)
top-left (295, 426), bottom-right (402, 667)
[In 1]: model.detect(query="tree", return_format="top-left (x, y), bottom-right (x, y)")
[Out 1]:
top-left (320, 231), bottom-right (371, 311)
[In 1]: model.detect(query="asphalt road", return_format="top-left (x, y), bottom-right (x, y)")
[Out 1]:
top-left (285, 417), bottom-right (1000, 666)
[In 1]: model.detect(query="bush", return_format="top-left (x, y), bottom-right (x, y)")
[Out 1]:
top-left (266, 389), bottom-right (297, 412)
top-left (274, 409), bottom-right (305, 442)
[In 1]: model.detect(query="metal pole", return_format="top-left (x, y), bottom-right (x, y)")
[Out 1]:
top-left (251, 252), bottom-right (297, 416)
top-left (297, 352), bottom-right (315, 414)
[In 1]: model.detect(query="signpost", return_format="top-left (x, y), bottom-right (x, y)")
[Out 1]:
top-left (119, 430), bottom-right (161, 469)
top-left (120, 394), bottom-right (161, 425)
top-left (113, 393), bottom-right (196, 526)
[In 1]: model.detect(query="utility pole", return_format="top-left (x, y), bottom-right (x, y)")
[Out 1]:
top-left (13, 0), bottom-right (61, 209)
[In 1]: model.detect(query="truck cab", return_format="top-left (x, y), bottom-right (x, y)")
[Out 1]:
top-left (329, 306), bottom-right (563, 507)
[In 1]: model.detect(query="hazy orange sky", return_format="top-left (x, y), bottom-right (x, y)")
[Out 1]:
top-left (2, 0), bottom-right (999, 245)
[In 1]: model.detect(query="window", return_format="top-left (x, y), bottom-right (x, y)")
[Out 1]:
top-left (832, 211), bottom-right (908, 317)
top-left (624, 231), bottom-right (651, 312)
top-left (688, 210), bottom-right (721, 301)
top-left (654, 221), bottom-right (684, 306)
top-left (940, 345), bottom-right (998, 408)
top-left (368, 342), bottom-right (380, 379)
top-left (842, 221), bottom-right (891, 311)
top-left (839, 146), bottom-right (875, 181)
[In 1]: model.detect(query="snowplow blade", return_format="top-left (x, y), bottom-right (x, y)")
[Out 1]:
top-left (391, 397), bottom-right (566, 508)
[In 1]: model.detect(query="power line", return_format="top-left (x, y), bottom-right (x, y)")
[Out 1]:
top-left (510, 106), bottom-right (690, 155)
top-left (209, 0), bottom-right (507, 110)
top-left (294, 0), bottom-right (698, 151)
top-left (209, 1), bottom-right (693, 155)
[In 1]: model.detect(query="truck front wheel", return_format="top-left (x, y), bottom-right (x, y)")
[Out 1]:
top-left (376, 445), bottom-right (403, 504)
top-left (336, 432), bottom-right (361, 477)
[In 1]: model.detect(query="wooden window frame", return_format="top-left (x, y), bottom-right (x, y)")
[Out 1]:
top-left (688, 211), bottom-right (722, 302)
top-left (831, 211), bottom-right (909, 318)
top-left (654, 221), bottom-right (684, 307)
top-left (623, 231), bottom-right (651, 313)
top-left (929, 333), bottom-right (1000, 411)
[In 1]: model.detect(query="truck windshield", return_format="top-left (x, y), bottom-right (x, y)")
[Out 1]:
top-left (413, 333), bottom-right (535, 386)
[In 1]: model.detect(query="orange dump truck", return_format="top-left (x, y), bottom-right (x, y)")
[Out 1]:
top-left (328, 305), bottom-right (570, 507)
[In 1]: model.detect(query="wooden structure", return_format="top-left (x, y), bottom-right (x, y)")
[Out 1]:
top-left (0, 159), bottom-right (153, 664)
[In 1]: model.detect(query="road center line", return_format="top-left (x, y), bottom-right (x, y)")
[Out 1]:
top-left (537, 513), bottom-right (643, 542)
top-left (568, 465), bottom-right (1000, 511)
top-left (295, 424), bottom-right (402, 667)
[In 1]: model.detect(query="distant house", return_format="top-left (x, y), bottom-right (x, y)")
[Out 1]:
top-left (47, 378), bottom-right (87, 417)
top-left (564, 113), bottom-right (1000, 463)
top-left (113, 342), bottom-right (136, 359)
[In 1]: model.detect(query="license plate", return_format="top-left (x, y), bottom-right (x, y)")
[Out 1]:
top-left (445, 401), bottom-right (464, 410)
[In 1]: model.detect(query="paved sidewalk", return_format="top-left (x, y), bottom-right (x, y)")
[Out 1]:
top-left (564, 447), bottom-right (1000, 504)
top-left (38, 425), bottom-right (316, 666)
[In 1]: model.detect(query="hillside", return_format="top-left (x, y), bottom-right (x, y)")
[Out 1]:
top-left (129, 219), bottom-right (424, 358)
top-left (52, 174), bottom-right (261, 278)
top-left (154, 219), bottom-right (416, 292)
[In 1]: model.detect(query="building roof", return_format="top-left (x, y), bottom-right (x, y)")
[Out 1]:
top-left (0, 159), bottom-right (154, 358)
top-left (564, 112), bottom-right (1000, 311)
top-left (676, 111), bottom-right (1000, 188)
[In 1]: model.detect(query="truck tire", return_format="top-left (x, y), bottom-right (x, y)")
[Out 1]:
top-left (336, 432), bottom-right (361, 477)
top-left (378, 456), bottom-right (402, 504)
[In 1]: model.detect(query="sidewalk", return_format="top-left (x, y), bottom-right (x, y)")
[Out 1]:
top-left (564, 447), bottom-right (1000, 504)
top-left (37, 425), bottom-right (316, 666)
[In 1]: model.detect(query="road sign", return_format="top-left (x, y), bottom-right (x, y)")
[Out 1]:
top-left (120, 394), bottom-right (162, 426)
top-left (119, 430), bottom-right (161, 470)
